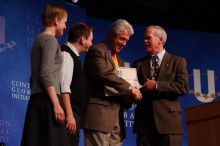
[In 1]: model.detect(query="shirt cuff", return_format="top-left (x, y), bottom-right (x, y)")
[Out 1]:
top-left (155, 82), bottom-right (158, 90)
top-left (60, 84), bottom-right (71, 93)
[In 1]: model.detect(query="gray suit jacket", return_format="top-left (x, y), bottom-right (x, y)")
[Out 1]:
top-left (133, 52), bottom-right (189, 134)
top-left (82, 41), bottom-right (130, 137)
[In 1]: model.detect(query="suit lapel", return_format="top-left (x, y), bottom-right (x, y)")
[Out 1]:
top-left (102, 42), bottom-right (115, 68)
top-left (157, 52), bottom-right (171, 80)
top-left (107, 51), bottom-right (115, 67)
top-left (141, 56), bottom-right (151, 81)
top-left (105, 45), bottom-right (123, 67)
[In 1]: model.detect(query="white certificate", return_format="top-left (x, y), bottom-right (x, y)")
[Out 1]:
top-left (104, 67), bottom-right (142, 96)
top-left (116, 67), bottom-right (142, 88)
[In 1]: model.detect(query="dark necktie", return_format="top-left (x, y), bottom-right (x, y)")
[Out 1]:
top-left (150, 55), bottom-right (160, 80)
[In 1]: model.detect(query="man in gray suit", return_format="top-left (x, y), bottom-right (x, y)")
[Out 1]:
top-left (133, 25), bottom-right (189, 146)
top-left (83, 19), bottom-right (142, 146)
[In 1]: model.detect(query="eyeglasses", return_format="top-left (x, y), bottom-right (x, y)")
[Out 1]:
top-left (116, 36), bottom-right (128, 43)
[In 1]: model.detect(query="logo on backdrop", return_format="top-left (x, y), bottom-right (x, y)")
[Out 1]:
top-left (124, 104), bottom-right (136, 128)
top-left (11, 80), bottom-right (30, 101)
top-left (26, 12), bottom-right (41, 46)
top-left (120, 62), bottom-right (136, 128)
top-left (0, 119), bottom-right (10, 143)
top-left (0, 16), bottom-right (17, 53)
top-left (190, 69), bottom-right (220, 103)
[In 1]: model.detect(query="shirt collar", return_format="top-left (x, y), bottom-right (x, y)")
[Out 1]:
top-left (155, 49), bottom-right (165, 60)
top-left (66, 42), bottom-right (80, 57)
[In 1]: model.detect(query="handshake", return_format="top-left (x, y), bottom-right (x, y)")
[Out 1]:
top-left (127, 85), bottom-right (142, 101)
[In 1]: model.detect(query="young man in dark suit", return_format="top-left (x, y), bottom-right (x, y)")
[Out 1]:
top-left (133, 25), bottom-right (189, 146)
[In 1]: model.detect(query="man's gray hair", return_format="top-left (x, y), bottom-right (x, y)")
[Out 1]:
top-left (147, 25), bottom-right (167, 44)
top-left (110, 19), bottom-right (134, 36)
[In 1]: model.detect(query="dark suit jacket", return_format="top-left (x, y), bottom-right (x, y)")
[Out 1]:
top-left (82, 41), bottom-right (130, 137)
top-left (133, 52), bottom-right (188, 134)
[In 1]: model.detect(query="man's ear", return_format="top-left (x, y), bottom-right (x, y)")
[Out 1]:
top-left (159, 37), bottom-right (164, 44)
top-left (81, 36), bottom-right (86, 44)
top-left (54, 17), bottom-right (59, 25)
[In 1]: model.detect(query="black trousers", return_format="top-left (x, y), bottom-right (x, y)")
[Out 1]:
top-left (68, 111), bottom-right (81, 146)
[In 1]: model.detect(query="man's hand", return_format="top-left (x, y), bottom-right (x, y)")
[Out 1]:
top-left (66, 114), bottom-right (76, 135)
top-left (129, 85), bottom-right (142, 101)
top-left (144, 79), bottom-right (157, 90)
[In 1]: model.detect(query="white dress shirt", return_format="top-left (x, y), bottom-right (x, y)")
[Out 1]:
top-left (60, 42), bottom-right (80, 93)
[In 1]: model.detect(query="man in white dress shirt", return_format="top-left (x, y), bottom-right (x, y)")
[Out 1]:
top-left (60, 23), bottom-right (93, 146)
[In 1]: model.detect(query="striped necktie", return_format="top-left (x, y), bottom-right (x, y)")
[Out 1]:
top-left (150, 55), bottom-right (160, 80)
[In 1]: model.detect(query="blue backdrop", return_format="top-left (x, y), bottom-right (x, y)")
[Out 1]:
top-left (0, 0), bottom-right (220, 146)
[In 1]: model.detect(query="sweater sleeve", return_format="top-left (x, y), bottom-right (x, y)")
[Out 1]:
top-left (40, 37), bottom-right (59, 88)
